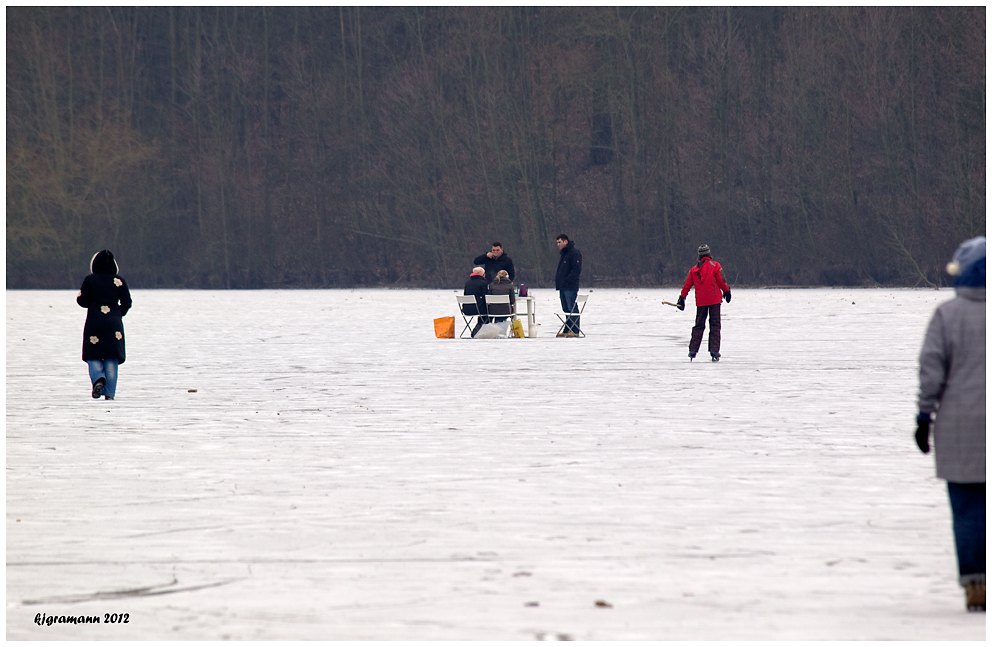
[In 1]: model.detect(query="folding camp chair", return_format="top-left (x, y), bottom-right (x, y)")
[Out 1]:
top-left (555, 294), bottom-right (588, 337)
top-left (484, 294), bottom-right (514, 338)
top-left (456, 295), bottom-right (485, 338)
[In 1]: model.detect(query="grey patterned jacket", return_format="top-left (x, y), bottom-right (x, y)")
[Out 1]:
top-left (917, 287), bottom-right (986, 483)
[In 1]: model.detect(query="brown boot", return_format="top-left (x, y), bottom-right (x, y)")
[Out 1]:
top-left (965, 581), bottom-right (985, 612)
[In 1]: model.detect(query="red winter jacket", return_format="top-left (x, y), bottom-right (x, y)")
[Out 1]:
top-left (680, 257), bottom-right (730, 307)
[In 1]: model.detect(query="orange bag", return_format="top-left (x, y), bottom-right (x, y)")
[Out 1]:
top-left (434, 316), bottom-right (455, 338)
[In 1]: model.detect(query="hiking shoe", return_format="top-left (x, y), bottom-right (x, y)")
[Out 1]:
top-left (104, 395), bottom-right (114, 401)
top-left (91, 378), bottom-right (106, 399)
top-left (966, 582), bottom-right (985, 612)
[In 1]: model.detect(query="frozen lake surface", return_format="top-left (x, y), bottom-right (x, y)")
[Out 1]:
top-left (5, 288), bottom-right (984, 640)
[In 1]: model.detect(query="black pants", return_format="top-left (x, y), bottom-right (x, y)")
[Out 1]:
top-left (689, 304), bottom-right (721, 354)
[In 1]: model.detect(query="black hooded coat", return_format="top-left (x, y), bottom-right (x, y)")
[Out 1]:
top-left (77, 251), bottom-right (132, 363)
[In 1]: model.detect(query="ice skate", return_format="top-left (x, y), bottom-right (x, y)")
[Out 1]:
top-left (710, 352), bottom-right (720, 362)
top-left (688, 351), bottom-right (696, 361)
top-left (966, 581), bottom-right (985, 612)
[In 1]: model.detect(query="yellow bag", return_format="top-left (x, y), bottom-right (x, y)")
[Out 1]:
top-left (511, 319), bottom-right (526, 338)
top-left (434, 316), bottom-right (455, 339)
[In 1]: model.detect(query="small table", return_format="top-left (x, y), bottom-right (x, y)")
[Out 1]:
top-left (515, 296), bottom-right (537, 337)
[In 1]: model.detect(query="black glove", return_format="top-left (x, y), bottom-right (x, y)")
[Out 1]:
top-left (723, 291), bottom-right (732, 303)
top-left (915, 413), bottom-right (931, 454)
top-left (676, 296), bottom-right (685, 311)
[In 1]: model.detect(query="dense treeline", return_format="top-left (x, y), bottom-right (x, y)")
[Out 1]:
top-left (7, 7), bottom-right (985, 289)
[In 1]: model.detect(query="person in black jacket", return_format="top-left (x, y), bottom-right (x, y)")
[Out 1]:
top-left (554, 234), bottom-right (582, 337)
top-left (77, 250), bottom-right (132, 400)
top-left (462, 266), bottom-right (490, 337)
top-left (473, 242), bottom-right (515, 284)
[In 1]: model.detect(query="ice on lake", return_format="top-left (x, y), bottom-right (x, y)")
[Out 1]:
top-left (5, 288), bottom-right (984, 639)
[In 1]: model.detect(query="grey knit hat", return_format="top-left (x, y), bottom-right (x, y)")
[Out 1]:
top-left (697, 244), bottom-right (711, 258)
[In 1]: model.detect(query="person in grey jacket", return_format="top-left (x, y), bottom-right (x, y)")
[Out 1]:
top-left (916, 236), bottom-right (986, 612)
top-left (487, 270), bottom-right (516, 323)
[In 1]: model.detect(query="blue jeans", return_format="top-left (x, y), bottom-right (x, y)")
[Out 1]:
top-left (948, 482), bottom-right (985, 585)
top-left (87, 359), bottom-right (119, 398)
top-left (559, 290), bottom-right (580, 334)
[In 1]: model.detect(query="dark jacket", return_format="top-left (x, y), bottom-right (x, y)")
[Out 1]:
top-left (462, 274), bottom-right (489, 316)
top-left (77, 273), bottom-right (132, 363)
top-left (473, 253), bottom-right (515, 283)
top-left (487, 277), bottom-right (516, 315)
top-left (555, 241), bottom-right (582, 291)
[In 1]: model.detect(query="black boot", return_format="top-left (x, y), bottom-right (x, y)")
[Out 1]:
top-left (91, 377), bottom-right (106, 399)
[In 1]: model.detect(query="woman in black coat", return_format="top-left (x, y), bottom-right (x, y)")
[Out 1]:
top-left (77, 250), bottom-right (132, 400)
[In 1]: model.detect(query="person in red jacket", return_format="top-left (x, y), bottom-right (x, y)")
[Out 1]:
top-left (677, 244), bottom-right (731, 361)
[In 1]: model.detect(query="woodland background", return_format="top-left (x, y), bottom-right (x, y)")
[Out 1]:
top-left (6, 7), bottom-right (985, 289)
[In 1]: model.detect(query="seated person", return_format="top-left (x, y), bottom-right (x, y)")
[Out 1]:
top-left (462, 266), bottom-right (489, 337)
top-left (487, 270), bottom-right (516, 323)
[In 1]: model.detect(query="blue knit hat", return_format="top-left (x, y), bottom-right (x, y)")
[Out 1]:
top-left (946, 236), bottom-right (985, 288)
